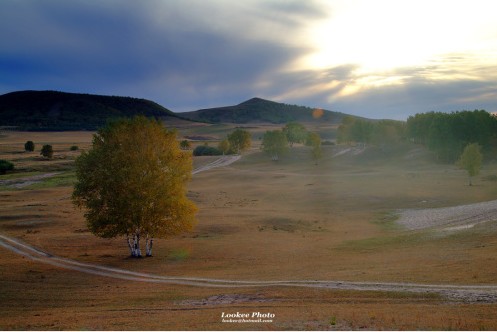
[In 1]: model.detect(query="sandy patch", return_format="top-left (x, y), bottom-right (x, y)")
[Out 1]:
top-left (396, 199), bottom-right (497, 230)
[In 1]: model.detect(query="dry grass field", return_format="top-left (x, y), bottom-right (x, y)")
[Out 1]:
top-left (1, 128), bottom-right (497, 330)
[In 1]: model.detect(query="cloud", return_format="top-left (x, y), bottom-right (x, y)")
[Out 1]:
top-left (1, 0), bottom-right (497, 119)
top-left (0, 0), bottom-right (325, 111)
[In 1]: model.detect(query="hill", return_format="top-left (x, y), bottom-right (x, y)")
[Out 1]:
top-left (180, 97), bottom-right (348, 124)
top-left (0, 90), bottom-right (182, 131)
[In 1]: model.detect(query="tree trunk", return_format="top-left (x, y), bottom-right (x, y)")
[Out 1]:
top-left (126, 236), bottom-right (134, 257)
top-left (146, 235), bottom-right (153, 257)
top-left (469, 176), bottom-right (473, 186)
top-left (133, 232), bottom-right (142, 258)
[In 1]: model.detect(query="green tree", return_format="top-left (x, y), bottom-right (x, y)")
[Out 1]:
top-left (40, 144), bottom-right (53, 159)
top-left (262, 130), bottom-right (288, 161)
top-left (283, 122), bottom-right (307, 147)
top-left (218, 139), bottom-right (230, 155)
top-left (72, 116), bottom-right (197, 257)
top-left (227, 129), bottom-right (251, 154)
top-left (24, 141), bottom-right (35, 152)
top-left (457, 143), bottom-right (482, 186)
top-left (180, 140), bottom-right (191, 150)
top-left (0, 159), bottom-right (14, 175)
top-left (306, 132), bottom-right (322, 164)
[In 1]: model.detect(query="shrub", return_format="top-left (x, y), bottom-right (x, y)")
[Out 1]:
top-left (24, 140), bottom-right (35, 152)
top-left (70, 145), bottom-right (79, 151)
top-left (40, 144), bottom-right (54, 159)
top-left (180, 140), bottom-right (191, 150)
top-left (193, 145), bottom-right (222, 156)
top-left (0, 159), bottom-right (14, 175)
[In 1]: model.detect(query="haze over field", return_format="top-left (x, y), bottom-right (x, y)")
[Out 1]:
top-left (1, 0), bottom-right (497, 119)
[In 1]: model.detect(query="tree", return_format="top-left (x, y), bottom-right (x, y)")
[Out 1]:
top-left (218, 139), bottom-right (230, 155)
top-left (40, 144), bottom-right (53, 159)
top-left (306, 132), bottom-right (322, 164)
top-left (0, 159), bottom-right (14, 175)
top-left (262, 130), bottom-right (288, 161)
top-left (193, 145), bottom-right (222, 156)
top-left (457, 143), bottom-right (482, 186)
top-left (283, 122), bottom-right (307, 147)
top-left (180, 140), bottom-right (191, 150)
top-left (227, 129), bottom-right (251, 154)
top-left (72, 116), bottom-right (197, 257)
top-left (406, 110), bottom-right (497, 162)
top-left (24, 141), bottom-right (35, 152)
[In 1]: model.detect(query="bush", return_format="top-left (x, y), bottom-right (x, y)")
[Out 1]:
top-left (0, 159), bottom-right (14, 175)
top-left (70, 145), bottom-right (79, 151)
top-left (180, 140), bottom-right (191, 150)
top-left (40, 144), bottom-right (54, 159)
top-left (193, 145), bottom-right (222, 156)
top-left (24, 140), bottom-right (35, 152)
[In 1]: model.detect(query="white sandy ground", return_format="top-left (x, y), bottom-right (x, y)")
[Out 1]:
top-left (396, 199), bottom-right (497, 231)
top-left (2, 156), bottom-right (497, 303)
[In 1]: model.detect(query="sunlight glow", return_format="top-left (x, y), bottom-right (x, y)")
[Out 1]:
top-left (301, 0), bottom-right (497, 89)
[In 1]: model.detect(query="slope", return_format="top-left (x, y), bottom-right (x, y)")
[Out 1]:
top-left (0, 90), bottom-right (182, 131)
top-left (180, 97), bottom-right (349, 124)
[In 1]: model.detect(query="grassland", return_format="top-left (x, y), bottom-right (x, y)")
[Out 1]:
top-left (1, 128), bottom-right (497, 330)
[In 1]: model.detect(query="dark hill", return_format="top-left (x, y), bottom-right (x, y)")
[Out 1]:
top-left (180, 97), bottom-right (348, 124)
top-left (0, 90), bottom-right (180, 130)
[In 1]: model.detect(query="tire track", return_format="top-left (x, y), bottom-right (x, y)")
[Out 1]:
top-left (192, 155), bottom-right (241, 175)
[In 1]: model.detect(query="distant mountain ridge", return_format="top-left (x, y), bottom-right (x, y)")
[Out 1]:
top-left (181, 97), bottom-right (347, 124)
top-left (0, 91), bottom-right (352, 131)
top-left (0, 90), bottom-right (180, 130)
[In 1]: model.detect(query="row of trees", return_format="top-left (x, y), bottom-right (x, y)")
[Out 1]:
top-left (406, 110), bottom-right (497, 162)
top-left (337, 117), bottom-right (406, 147)
top-left (261, 122), bottom-right (322, 163)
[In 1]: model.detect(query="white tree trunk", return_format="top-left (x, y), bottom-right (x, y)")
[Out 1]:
top-left (146, 236), bottom-right (153, 257)
top-left (133, 232), bottom-right (142, 258)
top-left (126, 236), bottom-right (134, 257)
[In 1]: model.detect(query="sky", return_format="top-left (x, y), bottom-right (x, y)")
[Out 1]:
top-left (1, 0), bottom-right (497, 120)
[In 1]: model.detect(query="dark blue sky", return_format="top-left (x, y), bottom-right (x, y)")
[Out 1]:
top-left (1, 0), bottom-right (497, 119)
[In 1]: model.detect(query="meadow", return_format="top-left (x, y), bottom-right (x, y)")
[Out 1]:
top-left (1, 127), bottom-right (497, 330)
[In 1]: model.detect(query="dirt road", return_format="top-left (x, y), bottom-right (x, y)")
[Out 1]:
top-left (0, 172), bottom-right (60, 188)
top-left (192, 155), bottom-right (241, 174)
top-left (1, 233), bottom-right (496, 303)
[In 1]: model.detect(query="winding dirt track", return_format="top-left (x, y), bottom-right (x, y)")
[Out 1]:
top-left (1, 234), bottom-right (497, 302)
top-left (2, 155), bottom-right (497, 303)
top-left (192, 155), bottom-right (241, 175)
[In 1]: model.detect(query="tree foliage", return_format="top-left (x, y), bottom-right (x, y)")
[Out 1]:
top-left (218, 139), bottom-right (231, 155)
top-left (24, 140), bottom-right (35, 152)
top-left (180, 140), bottom-right (191, 150)
top-left (0, 159), bottom-right (14, 175)
top-left (306, 132), bottom-right (322, 163)
top-left (457, 143), bottom-right (482, 186)
top-left (337, 117), bottom-right (405, 146)
top-left (262, 130), bottom-right (288, 161)
top-left (193, 145), bottom-right (222, 156)
top-left (72, 116), bottom-right (197, 257)
top-left (227, 129), bottom-right (251, 154)
top-left (406, 110), bottom-right (497, 162)
top-left (283, 122), bottom-right (307, 146)
top-left (40, 144), bottom-right (53, 159)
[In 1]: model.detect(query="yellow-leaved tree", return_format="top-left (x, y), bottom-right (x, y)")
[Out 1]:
top-left (72, 116), bottom-right (197, 257)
